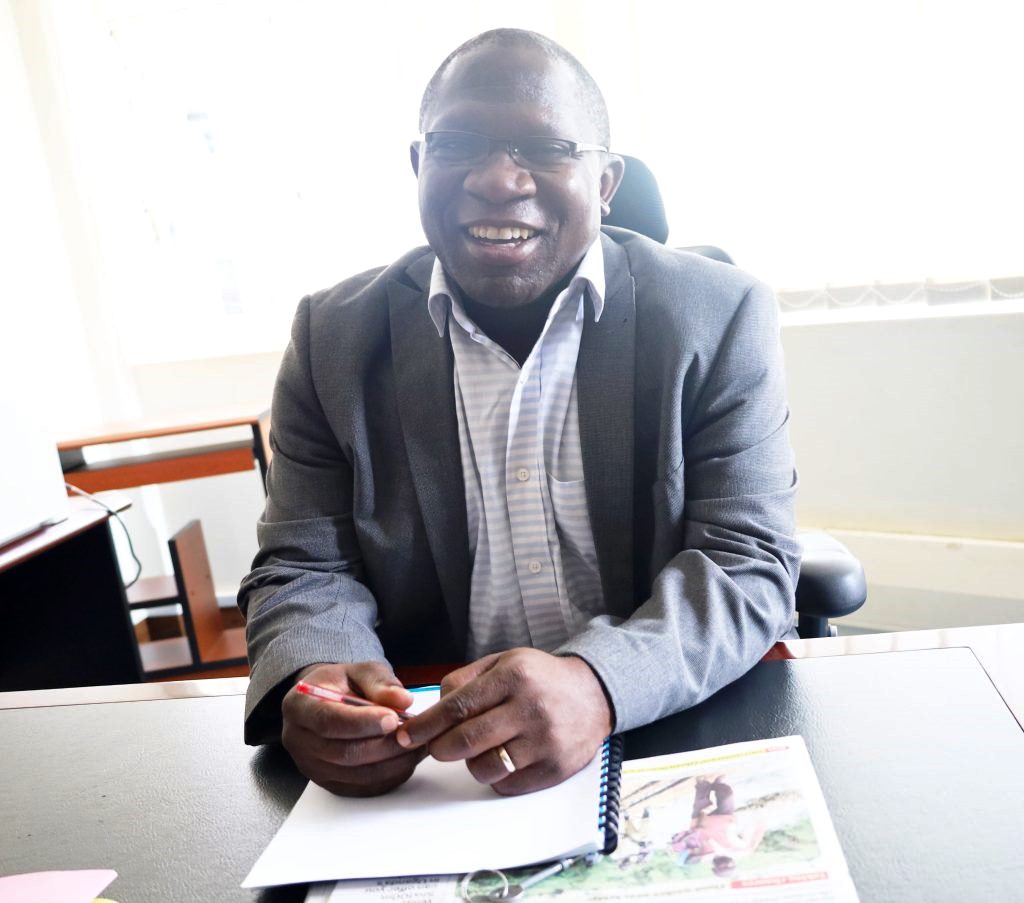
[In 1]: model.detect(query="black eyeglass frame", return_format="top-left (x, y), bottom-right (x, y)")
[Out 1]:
top-left (416, 130), bottom-right (610, 172)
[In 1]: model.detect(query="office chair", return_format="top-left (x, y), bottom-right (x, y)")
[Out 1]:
top-left (605, 155), bottom-right (867, 638)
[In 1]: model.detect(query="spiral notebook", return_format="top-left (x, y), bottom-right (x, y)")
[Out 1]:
top-left (243, 687), bottom-right (623, 889)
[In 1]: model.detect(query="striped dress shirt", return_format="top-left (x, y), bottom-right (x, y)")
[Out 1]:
top-left (427, 239), bottom-right (608, 658)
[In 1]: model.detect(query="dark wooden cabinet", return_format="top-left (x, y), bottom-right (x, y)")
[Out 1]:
top-left (0, 503), bottom-right (141, 691)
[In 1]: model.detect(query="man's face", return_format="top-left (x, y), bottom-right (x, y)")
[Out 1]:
top-left (412, 46), bottom-right (623, 308)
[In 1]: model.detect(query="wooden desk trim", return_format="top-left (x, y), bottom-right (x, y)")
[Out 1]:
top-left (63, 441), bottom-right (258, 492)
top-left (58, 409), bottom-right (272, 494)
top-left (0, 500), bottom-right (109, 575)
top-left (58, 408), bottom-right (272, 451)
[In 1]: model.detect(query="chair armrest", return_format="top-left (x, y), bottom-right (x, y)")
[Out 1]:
top-left (795, 531), bottom-right (867, 621)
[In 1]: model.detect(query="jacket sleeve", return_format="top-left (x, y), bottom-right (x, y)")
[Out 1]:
top-left (238, 296), bottom-right (388, 745)
top-left (556, 280), bottom-right (800, 732)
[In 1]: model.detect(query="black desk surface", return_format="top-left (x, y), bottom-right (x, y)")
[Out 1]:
top-left (3, 648), bottom-right (1023, 902)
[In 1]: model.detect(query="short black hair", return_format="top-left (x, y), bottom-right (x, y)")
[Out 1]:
top-left (418, 28), bottom-right (611, 148)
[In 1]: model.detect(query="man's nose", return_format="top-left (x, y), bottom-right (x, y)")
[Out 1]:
top-left (462, 149), bottom-right (537, 204)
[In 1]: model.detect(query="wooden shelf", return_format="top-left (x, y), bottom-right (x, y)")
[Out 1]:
top-left (62, 441), bottom-right (258, 493)
top-left (126, 575), bottom-right (179, 609)
top-left (48, 410), bottom-right (270, 686)
top-left (58, 407), bottom-right (271, 451)
top-left (198, 625), bottom-right (247, 663)
top-left (138, 635), bottom-right (248, 681)
top-left (57, 407), bottom-right (271, 493)
top-left (138, 636), bottom-right (192, 672)
top-left (128, 521), bottom-right (250, 681)
top-left (136, 621), bottom-right (247, 680)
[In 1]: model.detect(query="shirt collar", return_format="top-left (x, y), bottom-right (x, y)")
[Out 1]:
top-left (427, 237), bottom-right (606, 337)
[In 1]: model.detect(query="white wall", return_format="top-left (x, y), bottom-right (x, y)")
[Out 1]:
top-left (783, 307), bottom-right (1024, 630)
top-left (785, 310), bottom-right (1024, 541)
top-left (1, 0), bottom-right (98, 426)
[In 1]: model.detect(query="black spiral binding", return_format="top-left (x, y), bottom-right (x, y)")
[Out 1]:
top-left (597, 734), bottom-right (625, 854)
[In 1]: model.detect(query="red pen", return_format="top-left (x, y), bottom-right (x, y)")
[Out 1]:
top-left (295, 680), bottom-right (411, 722)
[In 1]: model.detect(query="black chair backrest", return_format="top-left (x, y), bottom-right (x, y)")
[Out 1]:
top-left (604, 154), bottom-right (670, 243)
top-left (605, 154), bottom-right (735, 265)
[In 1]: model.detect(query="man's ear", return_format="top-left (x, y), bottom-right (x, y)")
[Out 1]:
top-left (410, 142), bottom-right (421, 177)
top-left (599, 154), bottom-right (626, 216)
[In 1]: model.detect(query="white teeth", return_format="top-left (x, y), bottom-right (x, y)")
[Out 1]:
top-left (468, 225), bottom-right (536, 240)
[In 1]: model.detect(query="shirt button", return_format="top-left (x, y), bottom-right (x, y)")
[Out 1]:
top-left (516, 468), bottom-right (531, 482)
top-left (528, 559), bottom-right (543, 574)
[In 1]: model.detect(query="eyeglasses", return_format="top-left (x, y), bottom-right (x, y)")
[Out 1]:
top-left (419, 130), bottom-right (609, 172)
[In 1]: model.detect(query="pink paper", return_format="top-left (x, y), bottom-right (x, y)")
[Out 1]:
top-left (0, 869), bottom-right (117, 903)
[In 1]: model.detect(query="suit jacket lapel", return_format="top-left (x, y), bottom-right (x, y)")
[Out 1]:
top-left (579, 234), bottom-right (636, 618)
top-left (388, 255), bottom-right (470, 654)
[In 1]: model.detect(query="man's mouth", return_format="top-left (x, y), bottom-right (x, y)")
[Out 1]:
top-left (465, 225), bottom-right (538, 244)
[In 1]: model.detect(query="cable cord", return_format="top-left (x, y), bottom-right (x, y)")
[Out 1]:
top-left (64, 482), bottom-right (143, 588)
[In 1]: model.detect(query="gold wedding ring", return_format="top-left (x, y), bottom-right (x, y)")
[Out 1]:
top-left (496, 744), bottom-right (516, 774)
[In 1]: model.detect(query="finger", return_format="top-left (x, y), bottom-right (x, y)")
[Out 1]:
top-left (462, 738), bottom-right (535, 786)
top-left (286, 722), bottom-right (415, 768)
top-left (397, 664), bottom-right (512, 749)
top-left (348, 662), bottom-right (415, 712)
top-left (439, 654), bottom-right (501, 696)
top-left (488, 759), bottom-right (568, 796)
top-left (302, 661), bottom-right (414, 714)
top-left (287, 660), bottom-right (416, 734)
top-left (426, 701), bottom-right (518, 763)
top-left (302, 747), bottom-right (428, 798)
top-left (285, 688), bottom-right (402, 740)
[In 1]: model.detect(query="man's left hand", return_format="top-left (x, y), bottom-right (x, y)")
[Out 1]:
top-left (395, 648), bottom-right (613, 795)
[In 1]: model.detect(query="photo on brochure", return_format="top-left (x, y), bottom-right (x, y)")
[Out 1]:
top-left (462, 737), bottom-right (855, 902)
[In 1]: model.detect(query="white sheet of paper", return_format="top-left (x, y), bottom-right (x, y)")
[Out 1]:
top-left (243, 687), bottom-right (606, 889)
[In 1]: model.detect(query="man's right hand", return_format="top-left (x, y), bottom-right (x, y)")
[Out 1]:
top-left (281, 661), bottom-right (426, 797)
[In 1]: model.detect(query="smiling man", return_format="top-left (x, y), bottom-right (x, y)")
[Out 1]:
top-left (240, 29), bottom-right (800, 797)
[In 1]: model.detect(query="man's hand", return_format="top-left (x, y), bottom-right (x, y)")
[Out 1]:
top-left (395, 648), bottom-right (613, 795)
top-left (281, 661), bottom-right (426, 797)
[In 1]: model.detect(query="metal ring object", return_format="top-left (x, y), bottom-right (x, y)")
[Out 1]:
top-left (496, 744), bottom-right (516, 774)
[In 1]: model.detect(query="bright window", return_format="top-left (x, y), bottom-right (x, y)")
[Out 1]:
top-left (40, 0), bottom-right (1024, 362)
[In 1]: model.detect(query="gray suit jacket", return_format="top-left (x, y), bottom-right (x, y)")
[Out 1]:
top-left (240, 227), bottom-right (800, 744)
